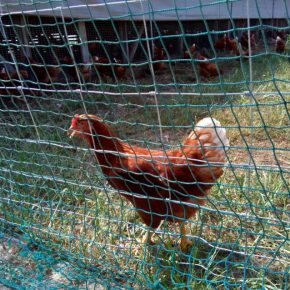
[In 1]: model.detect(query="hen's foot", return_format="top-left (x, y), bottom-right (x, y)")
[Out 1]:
top-left (180, 236), bottom-right (193, 252)
top-left (132, 231), bottom-right (155, 255)
top-left (178, 222), bottom-right (193, 252)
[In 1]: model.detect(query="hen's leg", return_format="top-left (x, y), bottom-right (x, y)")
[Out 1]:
top-left (178, 222), bottom-right (193, 251)
top-left (142, 229), bottom-right (155, 245)
top-left (137, 212), bottom-right (161, 245)
top-left (132, 229), bottom-right (155, 255)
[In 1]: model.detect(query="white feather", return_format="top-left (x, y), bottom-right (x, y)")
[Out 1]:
top-left (195, 117), bottom-right (229, 148)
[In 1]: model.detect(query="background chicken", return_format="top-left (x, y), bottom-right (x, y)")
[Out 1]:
top-left (112, 57), bottom-right (126, 79)
top-left (184, 43), bottom-right (196, 59)
top-left (184, 44), bottom-right (211, 61)
top-left (0, 66), bottom-right (30, 96)
top-left (235, 47), bottom-right (249, 60)
top-left (276, 30), bottom-right (286, 41)
top-left (79, 63), bottom-right (93, 82)
top-left (152, 46), bottom-right (165, 71)
top-left (276, 36), bottom-right (285, 53)
top-left (92, 56), bottom-right (111, 78)
top-left (60, 55), bottom-right (78, 81)
top-left (214, 34), bottom-right (227, 51)
top-left (225, 36), bottom-right (238, 53)
top-left (240, 32), bottom-right (256, 51)
top-left (29, 57), bottom-right (61, 83)
top-left (144, 46), bottom-right (166, 75)
top-left (195, 52), bottom-right (223, 79)
top-left (92, 56), bottom-right (126, 79)
top-left (68, 114), bottom-right (229, 251)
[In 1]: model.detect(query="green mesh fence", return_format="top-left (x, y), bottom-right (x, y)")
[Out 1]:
top-left (0, 0), bottom-right (289, 289)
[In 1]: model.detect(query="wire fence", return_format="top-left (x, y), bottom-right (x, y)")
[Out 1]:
top-left (0, 0), bottom-right (289, 289)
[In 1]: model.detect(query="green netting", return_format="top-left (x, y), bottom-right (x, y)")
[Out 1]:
top-left (0, 0), bottom-right (289, 289)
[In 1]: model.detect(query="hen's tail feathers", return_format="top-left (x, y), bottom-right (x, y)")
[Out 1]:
top-left (187, 117), bottom-right (229, 161)
top-left (195, 117), bottom-right (229, 148)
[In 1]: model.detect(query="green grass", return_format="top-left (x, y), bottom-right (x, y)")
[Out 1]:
top-left (0, 54), bottom-right (289, 289)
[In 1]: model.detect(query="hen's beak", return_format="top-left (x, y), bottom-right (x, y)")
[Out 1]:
top-left (67, 126), bottom-right (77, 139)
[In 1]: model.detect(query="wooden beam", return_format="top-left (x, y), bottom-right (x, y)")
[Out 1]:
top-left (78, 22), bottom-right (90, 63)
top-left (20, 16), bottom-right (31, 58)
top-left (119, 22), bottom-right (129, 63)
top-left (177, 36), bottom-right (183, 57)
top-left (129, 25), bottom-right (145, 62)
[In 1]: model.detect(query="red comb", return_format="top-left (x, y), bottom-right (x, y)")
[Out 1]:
top-left (71, 114), bottom-right (80, 127)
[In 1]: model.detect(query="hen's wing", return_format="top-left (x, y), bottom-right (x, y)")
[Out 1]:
top-left (107, 148), bottom-right (170, 199)
top-left (110, 146), bottom-right (206, 201)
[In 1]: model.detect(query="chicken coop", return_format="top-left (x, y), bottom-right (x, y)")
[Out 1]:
top-left (0, 1), bottom-right (289, 64)
top-left (0, 0), bottom-right (289, 289)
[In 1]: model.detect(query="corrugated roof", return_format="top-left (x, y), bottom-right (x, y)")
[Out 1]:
top-left (0, 0), bottom-right (289, 20)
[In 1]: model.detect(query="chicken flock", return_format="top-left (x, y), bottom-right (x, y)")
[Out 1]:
top-left (0, 30), bottom-right (288, 96)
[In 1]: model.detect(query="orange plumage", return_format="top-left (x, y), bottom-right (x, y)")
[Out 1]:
top-left (196, 53), bottom-right (223, 79)
top-left (143, 46), bottom-right (166, 75)
top-left (225, 36), bottom-right (238, 52)
top-left (60, 55), bottom-right (79, 81)
top-left (79, 63), bottom-right (92, 82)
top-left (240, 32), bottom-right (256, 51)
top-left (235, 48), bottom-right (249, 61)
top-left (276, 36), bottom-right (285, 53)
top-left (29, 57), bottom-right (60, 83)
top-left (0, 67), bottom-right (30, 96)
top-left (92, 56), bottom-right (126, 79)
top-left (184, 43), bottom-right (196, 59)
top-left (214, 34), bottom-right (227, 51)
top-left (68, 114), bottom-right (229, 250)
top-left (112, 58), bottom-right (126, 79)
top-left (152, 46), bottom-right (165, 71)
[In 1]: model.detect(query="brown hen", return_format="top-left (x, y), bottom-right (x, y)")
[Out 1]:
top-left (195, 53), bottom-right (223, 79)
top-left (214, 34), bottom-right (227, 51)
top-left (68, 114), bottom-right (229, 251)
top-left (29, 58), bottom-right (60, 83)
top-left (276, 36), bottom-right (285, 53)
top-left (92, 56), bottom-right (126, 79)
